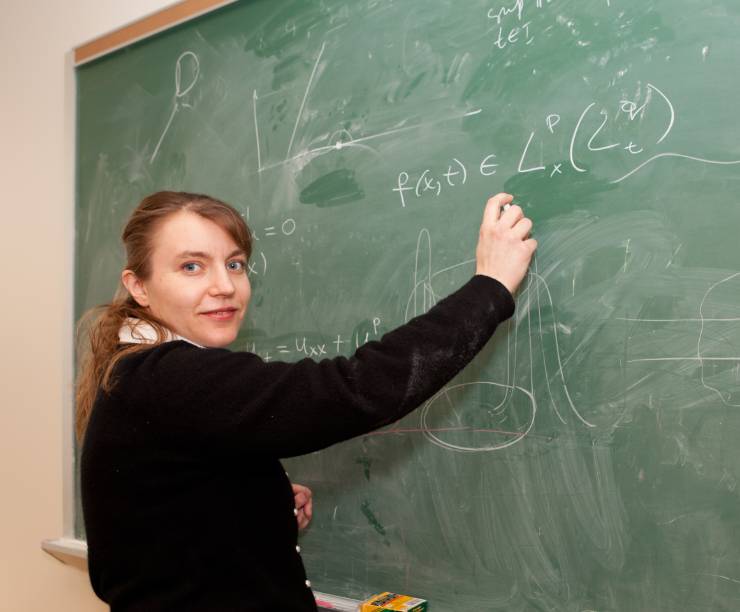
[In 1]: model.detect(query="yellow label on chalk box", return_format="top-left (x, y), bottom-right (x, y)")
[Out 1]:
top-left (360, 592), bottom-right (428, 612)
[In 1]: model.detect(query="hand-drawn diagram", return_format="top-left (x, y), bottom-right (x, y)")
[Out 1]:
top-left (624, 272), bottom-right (740, 407)
top-left (150, 51), bottom-right (200, 164)
top-left (251, 41), bottom-right (483, 174)
top-left (397, 228), bottom-right (595, 453)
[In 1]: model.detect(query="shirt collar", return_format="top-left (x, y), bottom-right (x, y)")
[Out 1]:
top-left (118, 317), bottom-right (203, 348)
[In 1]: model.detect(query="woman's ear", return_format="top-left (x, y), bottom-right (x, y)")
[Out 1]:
top-left (121, 270), bottom-right (150, 308)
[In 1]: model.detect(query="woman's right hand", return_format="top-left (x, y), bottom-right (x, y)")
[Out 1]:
top-left (475, 193), bottom-right (537, 294)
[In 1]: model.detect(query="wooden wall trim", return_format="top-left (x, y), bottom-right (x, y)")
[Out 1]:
top-left (74, 0), bottom-right (236, 66)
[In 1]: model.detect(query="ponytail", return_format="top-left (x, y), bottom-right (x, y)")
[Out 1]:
top-left (75, 289), bottom-right (170, 442)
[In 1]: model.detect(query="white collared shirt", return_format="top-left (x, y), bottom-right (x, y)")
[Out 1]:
top-left (118, 317), bottom-right (203, 348)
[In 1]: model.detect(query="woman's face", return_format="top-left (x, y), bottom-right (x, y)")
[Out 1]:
top-left (124, 210), bottom-right (251, 348)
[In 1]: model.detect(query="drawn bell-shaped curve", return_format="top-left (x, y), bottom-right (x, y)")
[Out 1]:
top-left (405, 229), bottom-right (536, 452)
top-left (697, 272), bottom-right (740, 407)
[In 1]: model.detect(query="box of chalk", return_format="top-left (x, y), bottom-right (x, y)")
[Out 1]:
top-left (360, 592), bottom-right (428, 612)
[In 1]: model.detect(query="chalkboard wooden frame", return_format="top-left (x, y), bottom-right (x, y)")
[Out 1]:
top-left (74, 0), bottom-right (236, 66)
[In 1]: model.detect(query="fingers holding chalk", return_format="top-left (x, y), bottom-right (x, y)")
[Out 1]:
top-left (482, 193), bottom-right (513, 226)
top-left (475, 193), bottom-right (537, 294)
top-left (500, 202), bottom-right (524, 228)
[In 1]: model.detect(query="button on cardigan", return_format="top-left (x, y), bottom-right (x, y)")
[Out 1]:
top-left (81, 275), bottom-right (514, 611)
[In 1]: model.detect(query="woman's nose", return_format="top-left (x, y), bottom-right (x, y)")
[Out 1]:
top-left (209, 266), bottom-right (236, 296)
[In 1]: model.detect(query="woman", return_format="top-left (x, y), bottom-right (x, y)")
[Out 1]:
top-left (78, 190), bottom-right (535, 611)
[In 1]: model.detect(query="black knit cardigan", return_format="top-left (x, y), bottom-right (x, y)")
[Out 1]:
top-left (81, 275), bottom-right (514, 611)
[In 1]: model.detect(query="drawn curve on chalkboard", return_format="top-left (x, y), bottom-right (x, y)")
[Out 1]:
top-left (421, 382), bottom-right (537, 452)
top-left (256, 108), bottom-right (482, 173)
top-left (697, 272), bottom-right (740, 406)
top-left (405, 229), bottom-right (595, 453)
top-left (623, 271), bottom-right (740, 406)
top-left (530, 268), bottom-right (596, 429)
top-left (150, 51), bottom-right (200, 164)
top-left (611, 153), bottom-right (740, 184)
top-left (566, 82), bottom-right (740, 185)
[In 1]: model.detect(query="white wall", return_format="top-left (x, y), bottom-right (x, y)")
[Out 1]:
top-left (0, 2), bottom-right (177, 609)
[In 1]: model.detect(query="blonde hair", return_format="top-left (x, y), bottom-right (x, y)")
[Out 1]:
top-left (75, 191), bottom-right (252, 442)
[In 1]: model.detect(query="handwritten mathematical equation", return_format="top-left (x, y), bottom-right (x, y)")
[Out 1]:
top-left (392, 82), bottom-right (677, 206)
top-left (393, 155), bottom-right (499, 207)
top-left (245, 210), bottom-right (298, 276)
top-left (245, 317), bottom-right (382, 362)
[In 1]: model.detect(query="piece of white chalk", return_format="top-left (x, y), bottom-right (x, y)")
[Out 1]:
top-left (503, 203), bottom-right (511, 211)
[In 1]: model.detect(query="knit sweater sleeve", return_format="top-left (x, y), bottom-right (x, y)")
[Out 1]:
top-left (136, 275), bottom-right (514, 457)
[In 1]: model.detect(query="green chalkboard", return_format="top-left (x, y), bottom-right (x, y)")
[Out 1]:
top-left (75, 1), bottom-right (740, 609)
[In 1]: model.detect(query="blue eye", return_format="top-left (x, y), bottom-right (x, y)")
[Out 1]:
top-left (227, 260), bottom-right (246, 272)
top-left (182, 262), bottom-right (202, 273)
